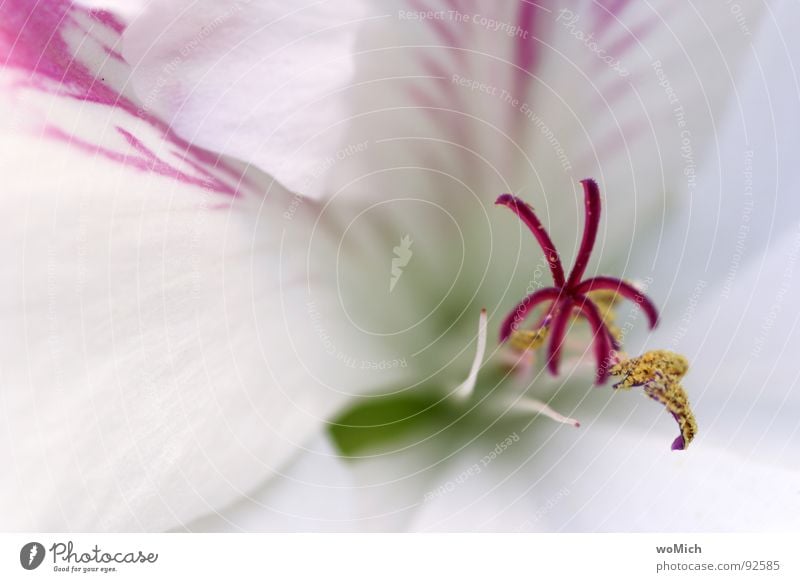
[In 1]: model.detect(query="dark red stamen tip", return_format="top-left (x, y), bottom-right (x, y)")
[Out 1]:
top-left (671, 435), bottom-right (686, 451)
top-left (575, 295), bottom-right (613, 384)
top-left (666, 411), bottom-right (687, 450)
top-left (496, 194), bottom-right (566, 287)
top-left (574, 276), bottom-right (659, 328)
top-left (566, 179), bottom-right (602, 289)
top-left (497, 179), bottom-right (661, 386)
top-left (546, 301), bottom-right (573, 376)
top-left (498, 287), bottom-right (560, 342)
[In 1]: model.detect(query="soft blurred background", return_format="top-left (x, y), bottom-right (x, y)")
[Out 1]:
top-left (1, 0), bottom-right (799, 532)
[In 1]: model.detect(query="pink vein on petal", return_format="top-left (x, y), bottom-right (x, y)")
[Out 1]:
top-left (0, 0), bottom-right (249, 197)
top-left (592, 0), bottom-right (632, 35)
top-left (604, 11), bottom-right (660, 63)
top-left (68, 11), bottom-right (125, 61)
top-left (407, 0), bottom-right (465, 66)
top-left (117, 128), bottom-right (238, 195)
top-left (510, 1), bottom-right (541, 124)
top-left (43, 125), bottom-right (233, 197)
top-left (87, 7), bottom-right (124, 34)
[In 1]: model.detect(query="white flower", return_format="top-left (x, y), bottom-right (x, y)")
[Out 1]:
top-left (1, 0), bottom-right (799, 532)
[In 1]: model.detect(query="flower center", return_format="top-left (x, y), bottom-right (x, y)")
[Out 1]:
top-left (494, 179), bottom-right (697, 450)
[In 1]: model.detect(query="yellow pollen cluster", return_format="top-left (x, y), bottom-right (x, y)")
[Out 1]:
top-left (609, 350), bottom-right (697, 449)
top-left (510, 289), bottom-right (626, 355)
top-left (643, 381), bottom-right (698, 448)
top-left (510, 327), bottom-right (549, 351)
top-left (587, 289), bottom-right (623, 343)
top-left (587, 289), bottom-right (620, 309)
top-left (610, 350), bottom-right (689, 389)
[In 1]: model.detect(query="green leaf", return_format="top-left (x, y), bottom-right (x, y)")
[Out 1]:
top-left (328, 392), bottom-right (457, 457)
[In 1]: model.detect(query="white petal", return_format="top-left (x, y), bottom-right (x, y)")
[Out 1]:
top-left (626, 1), bottom-right (800, 446)
top-left (185, 432), bottom-right (359, 532)
top-left (0, 16), bottom-right (409, 529)
top-left (642, 226), bottom-right (800, 462)
top-left (0, 119), bottom-right (374, 531)
top-left (322, 2), bottom-right (800, 533)
top-left (407, 422), bottom-right (800, 532)
top-left (630, 0), bottom-right (800, 307)
top-left (72, 0), bottom-right (149, 21)
top-left (531, 0), bottom-right (768, 260)
top-left (326, 212), bottom-right (800, 532)
top-left (321, 1), bottom-right (765, 264)
top-left (1, 0), bottom-right (248, 198)
top-left (122, 0), bottom-right (366, 199)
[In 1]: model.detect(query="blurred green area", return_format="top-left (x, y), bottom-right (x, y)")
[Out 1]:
top-left (329, 391), bottom-right (457, 457)
top-left (328, 367), bottom-right (541, 457)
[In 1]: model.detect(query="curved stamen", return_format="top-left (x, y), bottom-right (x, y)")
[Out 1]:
top-left (574, 276), bottom-right (659, 328)
top-left (643, 382), bottom-right (697, 450)
top-left (498, 287), bottom-right (560, 342)
top-left (546, 300), bottom-right (573, 376)
top-left (609, 351), bottom-right (696, 450)
top-left (494, 179), bottom-right (688, 449)
top-left (516, 397), bottom-right (581, 428)
top-left (566, 179), bottom-right (601, 289)
top-left (454, 309), bottom-right (488, 399)
top-left (496, 194), bottom-right (566, 287)
top-left (574, 295), bottom-right (613, 384)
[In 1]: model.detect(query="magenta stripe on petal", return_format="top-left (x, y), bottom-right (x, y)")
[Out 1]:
top-left (566, 179), bottom-right (602, 288)
top-left (407, 0), bottom-right (466, 65)
top-left (593, 0), bottom-right (632, 35)
top-left (515, 1), bottom-right (538, 72)
top-left (604, 11), bottom-right (660, 64)
top-left (496, 194), bottom-right (566, 286)
top-left (499, 287), bottom-right (560, 342)
top-left (509, 2), bottom-right (541, 134)
top-left (574, 276), bottom-right (659, 328)
top-left (513, 2), bottom-right (540, 81)
top-left (0, 0), bottom-right (249, 197)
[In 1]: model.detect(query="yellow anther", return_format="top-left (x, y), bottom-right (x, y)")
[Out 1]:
top-left (587, 289), bottom-right (623, 343)
top-left (606, 322), bottom-right (623, 344)
top-left (587, 289), bottom-right (621, 310)
top-left (643, 380), bottom-right (698, 450)
top-left (610, 349), bottom-right (689, 389)
top-left (610, 350), bottom-right (696, 450)
top-left (510, 327), bottom-right (549, 351)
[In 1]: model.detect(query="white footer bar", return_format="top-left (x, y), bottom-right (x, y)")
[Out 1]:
top-left (1, 533), bottom-right (797, 581)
